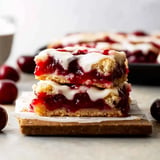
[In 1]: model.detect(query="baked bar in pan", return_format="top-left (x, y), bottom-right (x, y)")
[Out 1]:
top-left (48, 32), bottom-right (160, 63)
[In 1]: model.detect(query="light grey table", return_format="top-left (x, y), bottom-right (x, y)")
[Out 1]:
top-left (0, 74), bottom-right (160, 160)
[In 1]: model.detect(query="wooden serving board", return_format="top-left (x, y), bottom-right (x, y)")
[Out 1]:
top-left (17, 102), bottom-right (152, 136)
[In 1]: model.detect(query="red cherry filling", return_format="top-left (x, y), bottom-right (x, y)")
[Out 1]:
top-left (30, 85), bottom-right (129, 115)
top-left (56, 49), bottom-right (69, 52)
top-left (150, 42), bottom-right (160, 49)
top-left (103, 50), bottom-right (110, 55)
top-left (35, 56), bottom-right (127, 86)
top-left (132, 31), bottom-right (148, 36)
top-left (125, 50), bottom-right (158, 63)
top-left (101, 36), bottom-right (117, 43)
top-left (52, 44), bottom-right (63, 49)
top-left (73, 49), bottom-right (88, 55)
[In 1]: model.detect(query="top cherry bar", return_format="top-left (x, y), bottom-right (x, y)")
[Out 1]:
top-left (34, 47), bottom-right (128, 88)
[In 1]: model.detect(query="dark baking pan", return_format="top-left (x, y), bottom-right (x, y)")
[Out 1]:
top-left (128, 63), bottom-right (160, 85)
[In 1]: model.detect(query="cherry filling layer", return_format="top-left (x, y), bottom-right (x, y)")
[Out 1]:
top-left (35, 56), bottom-right (127, 85)
top-left (30, 85), bottom-right (130, 115)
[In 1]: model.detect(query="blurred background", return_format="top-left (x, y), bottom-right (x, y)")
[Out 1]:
top-left (0, 0), bottom-right (160, 65)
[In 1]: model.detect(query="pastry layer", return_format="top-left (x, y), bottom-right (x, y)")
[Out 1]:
top-left (30, 81), bottom-right (131, 117)
top-left (34, 47), bottom-right (128, 88)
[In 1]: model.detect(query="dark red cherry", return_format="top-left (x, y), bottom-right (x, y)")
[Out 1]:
top-left (0, 80), bottom-right (18, 104)
top-left (150, 99), bottom-right (160, 121)
top-left (17, 55), bottom-right (35, 74)
top-left (68, 59), bottom-right (83, 75)
top-left (74, 49), bottom-right (88, 55)
top-left (0, 65), bottom-right (20, 82)
top-left (0, 106), bottom-right (8, 131)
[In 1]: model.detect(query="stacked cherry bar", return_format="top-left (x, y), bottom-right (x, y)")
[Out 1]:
top-left (48, 31), bottom-right (160, 64)
top-left (30, 47), bottom-right (131, 117)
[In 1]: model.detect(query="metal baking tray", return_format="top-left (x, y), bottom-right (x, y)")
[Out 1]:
top-left (128, 63), bottom-right (160, 85)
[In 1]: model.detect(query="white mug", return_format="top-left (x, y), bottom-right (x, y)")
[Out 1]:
top-left (0, 16), bottom-right (15, 66)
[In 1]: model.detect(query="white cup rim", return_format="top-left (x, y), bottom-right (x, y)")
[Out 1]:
top-left (0, 15), bottom-right (16, 36)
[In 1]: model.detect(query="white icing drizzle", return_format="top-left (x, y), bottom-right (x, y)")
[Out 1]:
top-left (78, 52), bottom-right (107, 72)
top-left (34, 80), bottom-right (119, 101)
top-left (35, 48), bottom-right (122, 73)
top-left (96, 42), bottom-right (110, 49)
top-left (95, 42), bottom-right (158, 55)
top-left (35, 49), bottom-right (73, 70)
top-left (122, 42), bottom-right (157, 54)
top-left (127, 35), bottom-right (150, 43)
top-left (61, 33), bottom-right (109, 45)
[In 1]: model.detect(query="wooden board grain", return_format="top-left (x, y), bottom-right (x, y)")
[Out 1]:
top-left (17, 102), bottom-right (152, 136)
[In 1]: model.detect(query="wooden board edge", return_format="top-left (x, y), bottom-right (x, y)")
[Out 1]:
top-left (18, 118), bottom-right (152, 136)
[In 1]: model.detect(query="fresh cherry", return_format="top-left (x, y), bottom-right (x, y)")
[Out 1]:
top-left (17, 55), bottom-right (35, 74)
top-left (0, 65), bottom-right (20, 82)
top-left (150, 99), bottom-right (160, 121)
top-left (0, 106), bottom-right (8, 131)
top-left (0, 80), bottom-right (18, 104)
